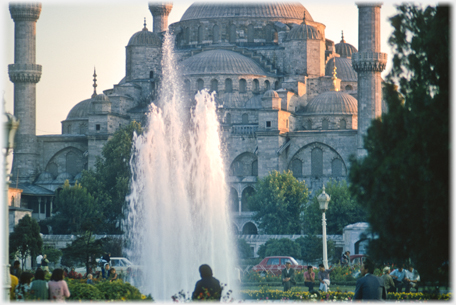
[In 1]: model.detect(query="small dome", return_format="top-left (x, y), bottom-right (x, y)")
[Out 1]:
top-left (263, 90), bottom-right (279, 98)
top-left (287, 23), bottom-right (321, 41)
top-left (94, 93), bottom-right (110, 101)
top-left (325, 57), bottom-right (357, 82)
top-left (35, 172), bottom-right (54, 183)
top-left (335, 36), bottom-right (357, 58)
top-left (66, 98), bottom-right (92, 120)
top-left (306, 91), bottom-right (357, 114)
top-left (180, 49), bottom-right (266, 76)
top-left (54, 172), bottom-right (74, 183)
top-left (127, 28), bottom-right (161, 47)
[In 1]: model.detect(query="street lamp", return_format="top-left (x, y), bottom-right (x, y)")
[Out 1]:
top-left (317, 185), bottom-right (331, 269)
top-left (3, 111), bottom-right (19, 301)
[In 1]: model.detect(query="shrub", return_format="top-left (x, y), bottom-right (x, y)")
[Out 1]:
top-left (68, 283), bottom-right (104, 300)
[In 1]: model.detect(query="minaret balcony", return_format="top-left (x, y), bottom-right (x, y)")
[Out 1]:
top-left (8, 63), bottom-right (42, 83)
top-left (352, 52), bottom-right (387, 72)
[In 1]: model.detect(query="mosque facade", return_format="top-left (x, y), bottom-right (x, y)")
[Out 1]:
top-left (7, 2), bottom-right (387, 235)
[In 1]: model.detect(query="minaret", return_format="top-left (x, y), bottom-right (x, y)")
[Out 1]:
top-left (148, 2), bottom-right (173, 33)
top-left (352, 3), bottom-right (387, 158)
top-left (8, 3), bottom-right (42, 182)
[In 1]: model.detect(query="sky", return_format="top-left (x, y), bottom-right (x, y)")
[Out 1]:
top-left (0, 0), bottom-right (441, 136)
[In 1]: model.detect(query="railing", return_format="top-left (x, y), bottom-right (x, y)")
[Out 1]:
top-left (231, 125), bottom-right (258, 135)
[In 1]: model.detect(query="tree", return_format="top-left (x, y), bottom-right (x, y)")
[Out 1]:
top-left (295, 235), bottom-right (335, 265)
top-left (248, 170), bottom-right (309, 234)
top-left (43, 246), bottom-right (63, 269)
top-left (237, 239), bottom-right (252, 259)
top-left (348, 5), bottom-right (449, 284)
top-left (61, 231), bottom-right (104, 274)
top-left (9, 215), bottom-right (42, 269)
top-left (303, 180), bottom-right (367, 235)
top-left (257, 238), bottom-right (301, 259)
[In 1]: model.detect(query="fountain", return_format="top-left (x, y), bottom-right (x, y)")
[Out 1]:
top-left (124, 32), bottom-right (238, 301)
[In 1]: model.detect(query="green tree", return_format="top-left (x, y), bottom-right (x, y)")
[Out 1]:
top-left (257, 238), bottom-right (301, 259)
top-left (61, 231), bottom-right (104, 274)
top-left (248, 170), bottom-right (309, 234)
top-left (9, 215), bottom-right (42, 269)
top-left (295, 235), bottom-right (335, 264)
top-left (43, 246), bottom-right (63, 268)
top-left (237, 238), bottom-right (252, 259)
top-left (303, 180), bottom-right (367, 235)
top-left (348, 5), bottom-right (449, 284)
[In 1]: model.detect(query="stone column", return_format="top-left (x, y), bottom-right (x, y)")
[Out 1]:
top-left (8, 3), bottom-right (42, 182)
top-left (352, 3), bottom-right (387, 158)
top-left (149, 3), bottom-right (173, 33)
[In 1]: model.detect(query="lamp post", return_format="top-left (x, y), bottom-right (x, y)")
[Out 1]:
top-left (3, 111), bottom-right (19, 301)
top-left (317, 185), bottom-right (331, 269)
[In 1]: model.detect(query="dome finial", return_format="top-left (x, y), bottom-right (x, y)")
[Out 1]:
top-left (92, 67), bottom-right (97, 98)
top-left (341, 30), bottom-right (345, 43)
top-left (302, 11), bottom-right (306, 24)
top-left (331, 64), bottom-right (339, 92)
top-left (142, 17), bottom-right (148, 31)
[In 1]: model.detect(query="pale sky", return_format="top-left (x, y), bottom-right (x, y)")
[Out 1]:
top-left (0, 0), bottom-right (438, 135)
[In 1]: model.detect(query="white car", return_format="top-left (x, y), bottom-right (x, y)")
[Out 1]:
top-left (75, 257), bottom-right (137, 275)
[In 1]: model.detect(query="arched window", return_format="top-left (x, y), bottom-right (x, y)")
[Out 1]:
top-left (291, 159), bottom-right (302, 177)
top-left (242, 113), bottom-right (249, 124)
top-left (230, 188), bottom-right (239, 212)
top-left (213, 24), bottom-right (220, 43)
top-left (211, 79), bottom-right (218, 92)
top-left (306, 120), bottom-right (312, 130)
top-left (322, 119), bottom-right (329, 130)
top-left (332, 158), bottom-right (344, 177)
top-left (241, 187), bottom-right (255, 212)
top-left (198, 25), bottom-right (204, 44)
top-left (230, 160), bottom-right (244, 176)
top-left (184, 79), bottom-right (190, 92)
top-left (197, 79), bottom-right (204, 91)
top-left (273, 30), bottom-right (278, 43)
top-left (311, 148), bottom-right (323, 177)
top-left (185, 27), bottom-right (190, 44)
top-left (229, 24), bottom-right (236, 43)
top-left (242, 222), bottom-right (258, 234)
top-left (225, 113), bottom-right (231, 125)
top-left (66, 151), bottom-right (81, 176)
top-left (340, 119), bottom-right (346, 129)
top-left (274, 80), bottom-right (280, 90)
top-left (252, 160), bottom-right (258, 176)
top-left (67, 124), bottom-right (71, 134)
top-left (345, 85), bottom-right (353, 91)
top-left (239, 79), bottom-right (247, 93)
top-left (247, 24), bottom-right (254, 43)
top-left (265, 24), bottom-right (273, 43)
top-left (264, 80), bottom-right (270, 90)
top-left (149, 71), bottom-right (154, 79)
top-left (225, 78), bottom-right (233, 93)
top-left (253, 79), bottom-right (259, 93)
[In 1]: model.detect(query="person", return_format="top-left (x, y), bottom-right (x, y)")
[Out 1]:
top-left (48, 268), bottom-right (70, 301)
top-left (10, 273), bottom-right (19, 300)
top-left (381, 266), bottom-right (395, 293)
top-left (41, 254), bottom-right (49, 272)
top-left (102, 263), bottom-right (110, 279)
top-left (192, 264), bottom-right (222, 301)
top-left (86, 274), bottom-right (94, 285)
top-left (390, 264), bottom-right (407, 292)
top-left (340, 251), bottom-right (350, 266)
top-left (318, 264), bottom-right (333, 292)
top-left (354, 259), bottom-right (386, 300)
top-left (304, 265), bottom-right (315, 292)
top-left (102, 252), bottom-right (111, 265)
top-left (108, 268), bottom-right (118, 282)
top-left (30, 269), bottom-right (49, 300)
top-left (281, 261), bottom-right (296, 291)
top-left (404, 266), bottom-right (420, 293)
top-left (36, 253), bottom-right (43, 269)
top-left (15, 272), bottom-right (33, 301)
top-left (68, 267), bottom-right (78, 279)
top-left (10, 260), bottom-right (22, 279)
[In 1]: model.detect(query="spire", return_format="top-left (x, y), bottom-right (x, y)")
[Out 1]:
top-left (330, 64), bottom-right (339, 92)
top-left (142, 17), bottom-right (148, 31)
top-left (92, 67), bottom-right (97, 98)
top-left (341, 30), bottom-right (345, 43)
top-left (302, 11), bottom-right (306, 24)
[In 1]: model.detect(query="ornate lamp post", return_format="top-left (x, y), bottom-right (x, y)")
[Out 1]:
top-left (3, 111), bottom-right (19, 301)
top-left (317, 185), bottom-right (331, 269)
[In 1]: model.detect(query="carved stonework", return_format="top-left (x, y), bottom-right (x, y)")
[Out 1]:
top-left (9, 3), bottom-right (42, 21)
top-left (8, 64), bottom-right (42, 83)
top-left (352, 52), bottom-right (387, 73)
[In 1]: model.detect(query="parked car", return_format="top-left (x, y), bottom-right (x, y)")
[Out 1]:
top-left (75, 257), bottom-right (138, 275)
top-left (252, 256), bottom-right (306, 276)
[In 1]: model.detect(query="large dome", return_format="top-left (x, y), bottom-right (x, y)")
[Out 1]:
top-left (335, 34), bottom-right (357, 58)
top-left (180, 3), bottom-right (313, 22)
top-left (325, 57), bottom-right (357, 82)
top-left (306, 91), bottom-right (357, 114)
top-left (66, 98), bottom-right (92, 120)
top-left (180, 49), bottom-right (267, 76)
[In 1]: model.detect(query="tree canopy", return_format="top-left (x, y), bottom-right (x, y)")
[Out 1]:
top-left (61, 231), bottom-right (104, 271)
top-left (10, 215), bottom-right (42, 268)
top-left (295, 235), bottom-right (335, 265)
top-left (248, 170), bottom-right (309, 234)
top-left (257, 238), bottom-right (301, 259)
top-left (303, 180), bottom-right (367, 235)
top-left (349, 4), bottom-right (449, 283)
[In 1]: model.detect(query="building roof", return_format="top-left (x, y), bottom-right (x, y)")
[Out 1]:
top-left (325, 57), bottom-right (357, 82)
top-left (180, 49), bottom-right (267, 76)
top-left (16, 183), bottom-right (54, 196)
top-left (306, 91), bottom-right (358, 114)
top-left (180, 3), bottom-right (313, 22)
top-left (66, 98), bottom-right (92, 120)
top-left (287, 23), bottom-right (321, 41)
top-left (335, 36), bottom-right (357, 58)
top-left (127, 28), bottom-right (162, 47)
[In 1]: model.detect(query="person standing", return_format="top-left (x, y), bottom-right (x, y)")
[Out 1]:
top-left (354, 259), bottom-right (386, 300)
top-left (304, 265), bottom-right (315, 292)
top-left (192, 264), bottom-right (222, 300)
top-left (36, 254), bottom-right (43, 269)
top-left (340, 251), bottom-right (350, 266)
top-left (381, 266), bottom-right (395, 293)
top-left (404, 266), bottom-right (420, 293)
top-left (281, 261), bottom-right (296, 291)
top-left (102, 263), bottom-right (111, 279)
top-left (48, 269), bottom-right (70, 301)
top-left (318, 264), bottom-right (333, 292)
top-left (30, 269), bottom-right (49, 300)
top-left (15, 272), bottom-right (33, 301)
top-left (10, 260), bottom-right (22, 279)
top-left (41, 254), bottom-right (49, 272)
top-left (390, 265), bottom-right (407, 292)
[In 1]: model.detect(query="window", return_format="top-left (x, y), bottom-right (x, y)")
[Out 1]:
top-left (242, 113), bottom-right (249, 124)
top-left (253, 79), bottom-right (259, 93)
top-left (266, 121), bottom-right (271, 128)
top-left (149, 71), bottom-right (154, 79)
top-left (225, 78), bottom-right (233, 93)
top-left (247, 24), bottom-right (254, 43)
top-left (274, 80), bottom-right (280, 90)
top-left (265, 24), bottom-right (273, 43)
top-left (264, 80), bottom-right (270, 90)
top-left (225, 113), bottom-right (231, 124)
top-left (67, 124), bottom-right (71, 134)
top-left (252, 160), bottom-right (258, 176)
top-left (198, 25), bottom-right (203, 44)
top-left (345, 85), bottom-right (353, 91)
top-left (267, 258), bottom-right (280, 265)
top-left (184, 79), bottom-right (190, 92)
top-left (211, 79), bottom-right (218, 92)
top-left (229, 24), bottom-right (236, 43)
top-left (322, 119), bottom-right (329, 130)
top-left (212, 24), bottom-right (220, 43)
top-left (242, 222), bottom-right (258, 234)
top-left (96, 124), bottom-right (101, 131)
top-left (241, 187), bottom-right (255, 211)
top-left (185, 27), bottom-right (190, 44)
top-left (230, 188), bottom-right (238, 212)
top-left (292, 159), bottom-right (302, 177)
top-left (332, 158), bottom-right (344, 177)
top-left (306, 120), bottom-right (312, 130)
top-left (286, 119), bottom-right (289, 128)
top-left (311, 148), bottom-right (323, 176)
top-left (340, 119), bottom-right (346, 129)
top-left (239, 79), bottom-right (247, 93)
top-left (197, 78), bottom-right (204, 91)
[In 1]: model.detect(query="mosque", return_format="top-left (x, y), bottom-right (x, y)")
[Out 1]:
top-left (7, 2), bottom-right (387, 236)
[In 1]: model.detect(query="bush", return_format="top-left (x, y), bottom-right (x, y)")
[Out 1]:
top-left (68, 283), bottom-right (104, 300)
top-left (96, 279), bottom-right (145, 301)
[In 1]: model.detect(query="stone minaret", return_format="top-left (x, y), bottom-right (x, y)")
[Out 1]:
top-left (8, 3), bottom-right (42, 182)
top-left (149, 2), bottom-right (173, 33)
top-left (352, 3), bottom-right (387, 158)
